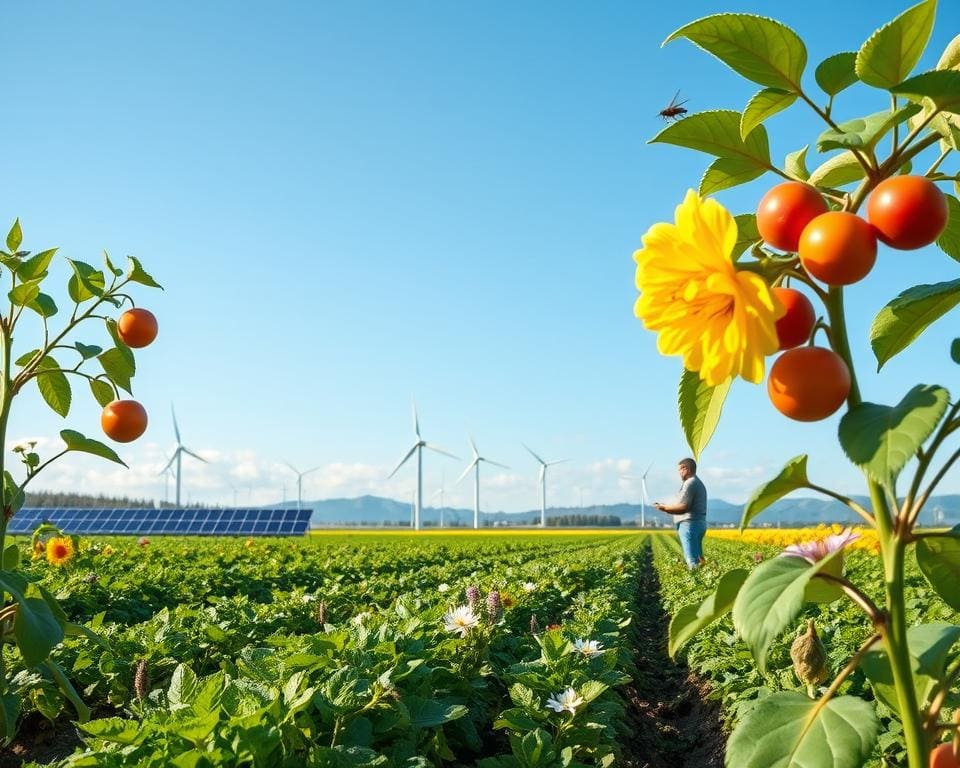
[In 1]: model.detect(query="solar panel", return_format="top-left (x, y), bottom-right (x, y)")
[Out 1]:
top-left (7, 508), bottom-right (312, 537)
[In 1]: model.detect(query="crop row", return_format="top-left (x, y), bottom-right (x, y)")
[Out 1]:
top-left (12, 533), bottom-right (652, 767)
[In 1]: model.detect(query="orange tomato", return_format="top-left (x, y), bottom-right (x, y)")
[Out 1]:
top-left (772, 287), bottom-right (816, 350)
top-left (756, 182), bottom-right (829, 252)
top-left (101, 400), bottom-right (148, 442)
top-left (117, 308), bottom-right (158, 348)
top-left (767, 347), bottom-right (850, 422)
top-left (799, 212), bottom-right (877, 285)
top-left (867, 175), bottom-right (949, 250)
top-left (931, 743), bottom-right (960, 768)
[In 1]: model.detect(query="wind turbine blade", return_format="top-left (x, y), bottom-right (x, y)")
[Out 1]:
top-left (283, 461), bottom-right (300, 476)
top-left (158, 453), bottom-right (177, 475)
top-left (483, 459), bottom-right (511, 470)
top-left (171, 404), bottom-right (181, 443)
top-left (412, 401), bottom-right (421, 439)
top-left (424, 442), bottom-right (459, 460)
top-left (303, 465), bottom-right (323, 476)
top-left (456, 460), bottom-right (478, 485)
top-left (642, 460), bottom-right (654, 479)
top-left (182, 447), bottom-right (209, 464)
top-left (522, 443), bottom-right (546, 466)
top-left (469, 435), bottom-right (479, 457)
top-left (388, 444), bottom-right (418, 478)
top-left (641, 478), bottom-right (649, 505)
top-left (547, 459), bottom-right (569, 466)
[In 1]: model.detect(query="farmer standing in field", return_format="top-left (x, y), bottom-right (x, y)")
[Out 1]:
top-left (654, 458), bottom-right (707, 570)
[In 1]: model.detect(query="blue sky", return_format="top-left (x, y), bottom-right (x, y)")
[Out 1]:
top-left (2, 1), bottom-right (958, 512)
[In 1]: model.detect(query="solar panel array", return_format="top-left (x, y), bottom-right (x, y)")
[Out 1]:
top-left (8, 507), bottom-right (312, 536)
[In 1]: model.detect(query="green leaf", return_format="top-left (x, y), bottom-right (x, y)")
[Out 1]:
top-left (27, 293), bottom-right (58, 318)
top-left (6, 220), bottom-right (22, 253)
top-left (663, 14), bottom-right (806, 92)
top-left (741, 88), bottom-right (797, 139)
top-left (726, 691), bottom-right (879, 768)
top-left (649, 110), bottom-right (772, 169)
top-left (66, 260), bottom-right (105, 303)
top-left (0, 571), bottom-right (65, 667)
top-left (808, 151), bottom-right (867, 189)
top-left (103, 250), bottom-right (122, 277)
top-left (36, 358), bottom-right (71, 418)
top-left (169, 664), bottom-right (199, 709)
top-left (88, 379), bottom-right (115, 408)
top-left (937, 195), bottom-right (960, 262)
top-left (839, 385), bottom-right (950, 486)
top-left (893, 69), bottom-right (960, 115)
top-left (60, 430), bottom-right (127, 466)
top-left (855, 0), bottom-right (937, 89)
top-left (917, 526), bottom-right (960, 611)
top-left (126, 256), bottom-right (162, 288)
top-left (732, 550), bottom-right (842, 673)
top-left (784, 146), bottom-right (809, 181)
top-left (104, 318), bottom-right (134, 365)
top-left (97, 347), bottom-right (134, 394)
top-left (699, 156), bottom-right (766, 196)
top-left (44, 658), bottom-right (90, 723)
top-left (405, 697), bottom-right (468, 729)
top-left (9, 280), bottom-right (40, 307)
top-left (938, 33), bottom-right (960, 70)
top-left (0, 692), bottom-right (20, 745)
top-left (3, 543), bottom-right (19, 570)
top-left (741, 455), bottom-right (809, 530)
top-left (678, 369), bottom-right (731, 460)
top-left (78, 717), bottom-right (146, 745)
top-left (870, 280), bottom-right (960, 369)
top-left (14, 349), bottom-right (39, 366)
top-left (733, 214), bottom-right (761, 259)
top-left (952, 338), bottom-right (960, 364)
top-left (75, 342), bottom-right (103, 360)
top-left (817, 104), bottom-right (921, 152)
top-left (669, 568), bottom-right (747, 657)
top-left (815, 52), bottom-right (859, 96)
top-left (16, 248), bottom-right (57, 281)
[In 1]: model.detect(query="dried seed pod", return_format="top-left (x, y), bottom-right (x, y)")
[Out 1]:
top-left (315, 600), bottom-right (328, 627)
top-left (465, 585), bottom-right (480, 607)
top-left (791, 619), bottom-right (828, 695)
top-left (486, 590), bottom-right (503, 623)
top-left (134, 659), bottom-right (150, 701)
top-left (530, 613), bottom-right (540, 635)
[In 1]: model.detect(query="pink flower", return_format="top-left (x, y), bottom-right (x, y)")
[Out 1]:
top-left (781, 528), bottom-right (860, 564)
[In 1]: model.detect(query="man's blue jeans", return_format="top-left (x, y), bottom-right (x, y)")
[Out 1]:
top-left (677, 518), bottom-right (707, 569)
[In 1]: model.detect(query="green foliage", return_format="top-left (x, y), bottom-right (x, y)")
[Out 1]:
top-left (726, 691), bottom-right (880, 768)
top-left (815, 52), bottom-right (859, 96)
top-left (668, 568), bottom-right (746, 657)
top-left (677, 369), bottom-right (730, 460)
top-left (700, 157), bottom-right (766, 196)
top-left (893, 70), bottom-right (960, 114)
top-left (732, 214), bottom-right (761, 259)
top-left (807, 151), bottom-right (867, 188)
top-left (741, 455), bottom-right (809, 530)
top-left (60, 430), bottom-right (127, 466)
top-left (855, 0), bottom-right (937, 88)
top-left (870, 280), bottom-right (960, 369)
top-left (916, 526), bottom-right (960, 611)
top-left (663, 14), bottom-right (806, 91)
top-left (784, 146), bottom-right (810, 181)
top-left (816, 105), bottom-right (921, 152)
top-left (649, 110), bottom-right (771, 168)
top-left (936, 195), bottom-right (960, 262)
top-left (838, 385), bottom-right (950, 486)
top-left (741, 88), bottom-right (798, 139)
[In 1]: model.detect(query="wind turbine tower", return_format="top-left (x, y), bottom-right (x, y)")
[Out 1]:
top-left (159, 405), bottom-right (208, 507)
top-left (621, 461), bottom-right (654, 528)
top-left (523, 444), bottom-right (568, 528)
top-left (388, 403), bottom-right (458, 531)
top-left (457, 437), bottom-right (510, 530)
top-left (283, 462), bottom-right (322, 512)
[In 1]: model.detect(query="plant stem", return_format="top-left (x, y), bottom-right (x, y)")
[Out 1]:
top-left (0, 319), bottom-right (11, 570)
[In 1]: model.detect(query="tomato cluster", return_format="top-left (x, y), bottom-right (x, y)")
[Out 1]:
top-left (754, 177), bottom-right (949, 422)
top-left (101, 308), bottom-right (158, 443)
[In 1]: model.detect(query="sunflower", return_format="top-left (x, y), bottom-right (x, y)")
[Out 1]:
top-left (633, 190), bottom-right (783, 386)
top-left (45, 536), bottom-right (75, 567)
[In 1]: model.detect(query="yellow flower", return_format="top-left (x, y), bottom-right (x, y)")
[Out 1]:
top-left (45, 536), bottom-right (75, 567)
top-left (101, 545), bottom-right (114, 557)
top-left (633, 190), bottom-right (783, 385)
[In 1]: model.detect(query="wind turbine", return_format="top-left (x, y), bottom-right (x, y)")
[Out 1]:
top-left (388, 403), bottom-right (458, 531)
top-left (159, 405), bottom-right (208, 507)
top-left (457, 437), bottom-right (510, 530)
top-left (283, 462), bottom-right (322, 512)
top-left (523, 444), bottom-right (568, 528)
top-left (620, 461), bottom-right (654, 528)
top-left (432, 472), bottom-right (447, 528)
top-left (161, 465), bottom-right (176, 506)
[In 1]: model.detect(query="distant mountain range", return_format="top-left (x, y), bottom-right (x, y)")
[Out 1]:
top-left (269, 494), bottom-right (960, 527)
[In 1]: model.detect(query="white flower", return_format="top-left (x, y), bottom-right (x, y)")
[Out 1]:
top-left (443, 605), bottom-right (480, 637)
top-left (545, 687), bottom-right (584, 715)
top-left (351, 611), bottom-right (372, 626)
top-left (438, 583), bottom-right (450, 593)
top-left (301, 594), bottom-right (316, 603)
top-left (574, 639), bottom-right (604, 658)
top-left (522, 582), bottom-right (537, 593)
